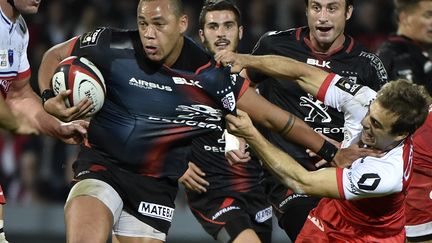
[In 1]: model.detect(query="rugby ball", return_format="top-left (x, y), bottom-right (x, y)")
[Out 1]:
top-left (51, 56), bottom-right (106, 117)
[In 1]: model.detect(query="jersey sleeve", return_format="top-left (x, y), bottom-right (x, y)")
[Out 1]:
top-left (195, 65), bottom-right (249, 115)
top-left (68, 27), bottom-right (111, 65)
top-left (339, 153), bottom-right (404, 200)
top-left (317, 74), bottom-right (377, 147)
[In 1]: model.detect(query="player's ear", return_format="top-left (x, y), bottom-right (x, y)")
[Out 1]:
top-left (345, 5), bottom-right (353, 21)
top-left (238, 25), bottom-right (244, 41)
top-left (199, 29), bottom-right (205, 43)
top-left (178, 14), bottom-right (188, 34)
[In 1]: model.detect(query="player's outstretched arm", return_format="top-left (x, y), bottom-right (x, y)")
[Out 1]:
top-left (7, 76), bottom-right (89, 143)
top-left (215, 51), bottom-right (328, 96)
top-left (237, 87), bottom-right (336, 162)
top-left (226, 109), bottom-right (340, 198)
top-left (38, 39), bottom-right (92, 122)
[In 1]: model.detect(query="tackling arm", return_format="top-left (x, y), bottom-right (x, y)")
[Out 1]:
top-left (226, 109), bottom-right (340, 198)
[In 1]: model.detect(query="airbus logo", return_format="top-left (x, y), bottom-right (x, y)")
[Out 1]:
top-left (129, 78), bottom-right (172, 92)
top-left (307, 58), bottom-right (330, 69)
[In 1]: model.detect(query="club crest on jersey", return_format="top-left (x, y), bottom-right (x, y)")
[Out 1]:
top-left (80, 27), bottom-right (105, 48)
top-left (335, 78), bottom-right (362, 96)
top-left (221, 91), bottom-right (236, 112)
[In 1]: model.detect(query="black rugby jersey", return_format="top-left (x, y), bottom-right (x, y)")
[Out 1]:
top-left (188, 130), bottom-right (263, 192)
top-left (377, 35), bottom-right (432, 95)
top-left (248, 27), bottom-right (388, 169)
top-left (68, 27), bottom-right (249, 180)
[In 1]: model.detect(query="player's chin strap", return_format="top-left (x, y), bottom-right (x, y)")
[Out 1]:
top-left (6, 0), bottom-right (16, 10)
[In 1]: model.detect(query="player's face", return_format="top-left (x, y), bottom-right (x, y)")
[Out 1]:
top-left (199, 10), bottom-right (243, 55)
top-left (306, 0), bottom-right (352, 51)
top-left (137, 0), bottom-right (188, 66)
top-left (401, 1), bottom-right (432, 45)
top-left (360, 101), bottom-right (407, 151)
top-left (13, 0), bottom-right (41, 14)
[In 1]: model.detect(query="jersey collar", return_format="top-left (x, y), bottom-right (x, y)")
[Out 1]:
top-left (0, 6), bottom-right (12, 26)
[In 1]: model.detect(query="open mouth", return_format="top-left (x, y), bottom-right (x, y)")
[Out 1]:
top-left (316, 26), bottom-right (332, 33)
top-left (215, 40), bottom-right (230, 49)
top-left (144, 46), bottom-right (157, 55)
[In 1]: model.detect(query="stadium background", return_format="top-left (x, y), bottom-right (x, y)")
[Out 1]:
top-left (1, 0), bottom-right (395, 242)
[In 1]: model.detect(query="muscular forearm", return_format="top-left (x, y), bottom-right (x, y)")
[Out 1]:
top-left (38, 40), bottom-right (73, 92)
top-left (0, 97), bottom-right (19, 131)
top-left (238, 88), bottom-right (326, 155)
top-left (242, 54), bottom-right (329, 96)
top-left (7, 82), bottom-right (61, 137)
top-left (245, 125), bottom-right (340, 198)
top-left (245, 125), bottom-right (311, 193)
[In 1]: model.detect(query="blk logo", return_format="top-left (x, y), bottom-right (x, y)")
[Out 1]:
top-left (307, 58), bottom-right (331, 69)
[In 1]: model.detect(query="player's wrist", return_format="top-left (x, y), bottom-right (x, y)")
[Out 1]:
top-left (316, 140), bottom-right (339, 162)
top-left (41, 89), bottom-right (55, 106)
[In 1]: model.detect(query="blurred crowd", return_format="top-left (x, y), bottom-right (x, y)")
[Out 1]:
top-left (1, 0), bottom-right (396, 206)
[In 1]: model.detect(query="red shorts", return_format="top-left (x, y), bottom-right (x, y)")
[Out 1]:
top-left (296, 209), bottom-right (405, 243)
top-left (0, 185), bottom-right (5, 204)
top-left (405, 167), bottom-right (432, 238)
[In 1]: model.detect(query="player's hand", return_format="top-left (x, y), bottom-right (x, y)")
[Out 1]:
top-left (44, 90), bottom-right (93, 122)
top-left (214, 50), bottom-right (246, 73)
top-left (56, 120), bottom-right (89, 144)
top-left (225, 109), bottom-right (257, 141)
top-left (306, 134), bottom-right (341, 168)
top-left (333, 144), bottom-right (384, 168)
top-left (179, 162), bottom-right (209, 193)
top-left (225, 150), bottom-right (251, 165)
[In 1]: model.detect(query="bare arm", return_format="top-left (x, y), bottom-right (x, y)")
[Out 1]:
top-left (226, 109), bottom-right (340, 198)
top-left (38, 38), bottom-right (92, 121)
top-left (6, 76), bottom-right (88, 143)
top-left (215, 51), bottom-right (329, 97)
top-left (237, 87), bottom-right (326, 157)
top-left (0, 94), bottom-right (20, 132)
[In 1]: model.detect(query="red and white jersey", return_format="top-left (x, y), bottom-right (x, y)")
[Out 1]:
top-left (405, 111), bottom-right (432, 237)
top-left (314, 73), bottom-right (414, 237)
top-left (0, 7), bottom-right (31, 98)
top-left (317, 73), bottom-right (376, 148)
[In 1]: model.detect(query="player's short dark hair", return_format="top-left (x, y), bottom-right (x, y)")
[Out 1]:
top-left (199, 0), bottom-right (242, 29)
top-left (139, 0), bottom-right (185, 17)
top-left (394, 0), bottom-right (424, 14)
top-left (304, 0), bottom-right (354, 10)
top-left (376, 79), bottom-right (430, 135)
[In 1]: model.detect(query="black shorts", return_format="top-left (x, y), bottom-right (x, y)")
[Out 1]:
top-left (186, 186), bottom-right (272, 242)
top-left (72, 157), bottom-right (178, 234)
top-left (264, 176), bottom-right (320, 241)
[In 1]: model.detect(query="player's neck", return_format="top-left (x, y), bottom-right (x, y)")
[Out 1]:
top-left (164, 36), bottom-right (185, 67)
top-left (0, 0), bottom-right (19, 22)
top-left (309, 34), bottom-right (345, 55)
